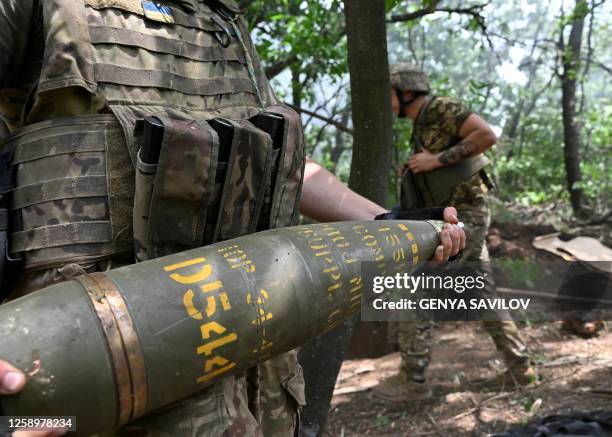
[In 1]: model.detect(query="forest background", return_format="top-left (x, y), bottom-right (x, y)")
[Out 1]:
top-left (241, 0), bottom-right (611, 222)
top-left (238, 2), bottom-right (611, 433)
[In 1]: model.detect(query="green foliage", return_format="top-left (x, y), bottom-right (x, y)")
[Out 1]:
top-left (575, 104), bottom-right (612, 208)
top-left (372, 414), bottom-right (392, 428)
top-left (387, 118), bottom-right (414, 204)
top-left (393, 118), bottom-right (413, 163)
top-left (386, 0), bottom-right (610, 212)
top-left (385, 0), bottom-right (403, 12)
top-left (570, 0), bottom-right (590, 23)
top-left (245, 0), bottom-right (611, 215)
top-left (245, 0), bottom-right (347, 105)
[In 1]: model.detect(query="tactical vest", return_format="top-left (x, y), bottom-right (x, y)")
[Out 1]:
top-left (3, 0), bottom-right (305, 270)
top-left (400, 96), bottom-right (490, 209)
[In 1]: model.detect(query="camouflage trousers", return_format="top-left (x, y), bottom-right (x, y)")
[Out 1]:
top-left (396, 244), bottom-right (531, 383)
top-left (9, 260), bottom-right (305, 437)
top-left (397, 182), bottom-right (530, 382)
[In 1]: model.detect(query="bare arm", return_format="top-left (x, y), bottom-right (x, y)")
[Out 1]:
top-left (300, 158), bottom-right (387, 222)
top-left (437, 113), bottom-right (496, 166)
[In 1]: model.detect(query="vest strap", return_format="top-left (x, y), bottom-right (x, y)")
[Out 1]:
top-left (14, 132), bottom-right (107, 164)
top-left (86, 0), bottom-right (222, 31)
top-left (94, 64), bottom-right (255, 96)
top-left (89, 26), bottom-right (246, 63)
top-left (160, 3), bottom-right (222, 31)
top-left (12, 176), bottom-right (108, 210)
top-left (10, 221), bottom-right (113, 253)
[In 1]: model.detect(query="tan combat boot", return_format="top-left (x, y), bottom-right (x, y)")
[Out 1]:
top-left (473, 364), bottom-right (538, 390)
top-left (504, 364), bottom-right (538, 386)
top-left (372, 374), bottom-right (433, 402)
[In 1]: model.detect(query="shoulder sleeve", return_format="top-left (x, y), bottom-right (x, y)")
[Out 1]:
top-left (426, 97), bottom-right (472, 137)
top-left (0, 0), bottom-right (41, 87)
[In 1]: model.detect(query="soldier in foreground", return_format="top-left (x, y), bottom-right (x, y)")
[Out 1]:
top-left (373, 63), bottom-right (536, 402)
top-left (0, 1), bottom-right (464, 435)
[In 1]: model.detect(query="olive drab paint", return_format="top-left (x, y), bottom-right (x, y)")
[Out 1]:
top-left (0, 220), bottom-right (442, 436)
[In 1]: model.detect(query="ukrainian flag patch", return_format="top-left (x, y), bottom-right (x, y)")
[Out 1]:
top-left (142, 1), bottom-right (175, 23)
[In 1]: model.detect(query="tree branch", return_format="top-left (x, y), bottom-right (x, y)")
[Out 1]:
top-left (302, 82), bottom-right (348, 130)
top-left (264, 18), bottom-right (347, 80)
top-left (309, 123), bottom-right (331, 157)
top-left (288, 104), bottom-right (354, 135)
top-left (590, 60), bottom-right (612, 74)
top-left (386, 0), bottom-right (442, 22)
top-left (407, 26), bottom-right (419, 64)
top-left (388, 3), bottom-right (493, 50)
top-left (388, 3), bottom-right (486, 23)
top-left (265, 54), bottom-right (299, 79)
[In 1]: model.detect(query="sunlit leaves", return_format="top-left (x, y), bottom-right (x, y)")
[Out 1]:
top-left (242, 0), bottom-right (610, 210)
top-left (246, 0), bottom-right (347, 97)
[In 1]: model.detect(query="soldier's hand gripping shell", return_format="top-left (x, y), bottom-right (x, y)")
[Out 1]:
top-left (375, 206), bottom-right (465, 262)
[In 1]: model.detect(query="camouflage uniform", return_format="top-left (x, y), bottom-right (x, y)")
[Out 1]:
top-left (259, 351), bottom-right (306, 436)
top-left (397, 97), bottom-right (530, 384)
top-left (0, 0), bottom-right (304, 435)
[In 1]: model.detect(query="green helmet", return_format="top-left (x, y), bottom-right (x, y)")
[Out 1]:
top-left (390, 63), bottom-right (430, 94)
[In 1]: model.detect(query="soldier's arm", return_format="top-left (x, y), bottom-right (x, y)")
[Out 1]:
top-left (300, 158), bottom-right (386, 222)
top-left (300, 158), bottom-right (465, 260)
top-left (437, 114), bottom-right (497, 167)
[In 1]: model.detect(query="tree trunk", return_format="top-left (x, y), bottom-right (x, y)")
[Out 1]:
top-left (344, 0), bottom-right (394, 205)
top-left (561, 0), bottom-right (588, 215)
top-left (298, 3), bottom-right (394, 435)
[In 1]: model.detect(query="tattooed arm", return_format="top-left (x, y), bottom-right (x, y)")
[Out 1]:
top-left (408, 113), bottom-right (496, 173)
top-left (437, 114), bottom-right (496, 166)
top-left (437, 139), bottom-right (480, 166)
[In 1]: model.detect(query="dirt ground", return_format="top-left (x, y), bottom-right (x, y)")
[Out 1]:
top-left (327, 322), bottom-right (612, 436)
top-left (326, 223), bottom-right (612, 436)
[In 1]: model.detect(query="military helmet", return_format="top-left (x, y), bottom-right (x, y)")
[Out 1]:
top-left (390, 63), bottom-right (430, 94)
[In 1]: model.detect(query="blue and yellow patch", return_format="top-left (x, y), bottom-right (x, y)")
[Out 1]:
top-left (142, 1), bottom-right (175, 23)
